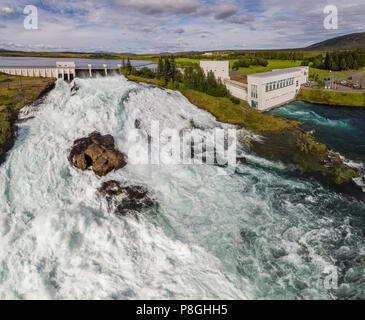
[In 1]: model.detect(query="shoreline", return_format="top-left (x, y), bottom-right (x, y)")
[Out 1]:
top-left (0, 75), bottom-right (55, 166)
top-left (125, 74), bottom-right (364, 202)
top-left (296, 88), bottom-right (365, 107)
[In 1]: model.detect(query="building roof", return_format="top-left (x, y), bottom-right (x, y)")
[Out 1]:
top-left (248, 67), bottom-right (307, 79)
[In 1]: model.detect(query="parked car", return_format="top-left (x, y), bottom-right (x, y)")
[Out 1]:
top-left (353, 83), bottom-right (360, 88)
top-left (341, 80), bottom-right (347, 85)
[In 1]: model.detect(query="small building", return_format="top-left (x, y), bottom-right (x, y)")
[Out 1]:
top-left (200, 60), bottom-right (230, 81)
top-left (200, 60), bottom-right (309, 111)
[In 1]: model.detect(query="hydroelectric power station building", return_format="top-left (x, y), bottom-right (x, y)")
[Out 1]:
top-left (200, 61), bottom-right (309, 111)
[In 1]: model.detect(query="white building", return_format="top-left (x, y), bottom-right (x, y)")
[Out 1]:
top-left (200, 60), bottom-right (309, 111)
top-left (247, 67), bottom-right (309, 111)
top-left (200, 60), bottom-right (230, 81)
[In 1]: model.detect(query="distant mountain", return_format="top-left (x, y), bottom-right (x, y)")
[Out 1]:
top-left (305, 32), bottom-right (365, 51)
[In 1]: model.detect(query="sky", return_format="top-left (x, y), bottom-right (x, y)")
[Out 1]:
top-left (0, 0), bottom-right (364, 53)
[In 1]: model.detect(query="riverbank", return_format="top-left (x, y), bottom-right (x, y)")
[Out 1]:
top-left (297, 88), bottom-right (365, 107)
top-left (126, 74), bottom-right (362, 200)
top-left (0, 72), bottom-right (55, 163)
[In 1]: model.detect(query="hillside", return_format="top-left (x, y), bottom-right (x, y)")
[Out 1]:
top-left (306, 32), bottom-right (365, 51)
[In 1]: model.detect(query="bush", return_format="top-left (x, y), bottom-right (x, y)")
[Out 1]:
top-left (230, 96), bottom-right (240, 104)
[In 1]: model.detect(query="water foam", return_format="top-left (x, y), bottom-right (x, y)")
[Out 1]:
top-left (0, 76), bottom-right (364, 300)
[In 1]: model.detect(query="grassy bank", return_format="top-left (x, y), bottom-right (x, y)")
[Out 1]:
top-left (0, 72), bottom-right (54, 160)
top-left (297, 88), bottom-right (365, 107)
top-left (125, 74), bottom-right (358, 188)
top-left (184, 89), bottom-right (357, 186)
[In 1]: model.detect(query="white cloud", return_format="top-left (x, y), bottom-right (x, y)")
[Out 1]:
top-left (214, 5), bottom-right (239, 20)
top-left (174, 28), bottom-right (185, 34)
top-left (113, 0), bottom-right (201, 15)
top-left (0, 7), bottom-right (15, 17)
top-left (227, 14), bottom-right (254, 24)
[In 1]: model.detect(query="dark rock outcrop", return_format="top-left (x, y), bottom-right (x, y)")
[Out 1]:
top-left (99, 180), bottom-right (157, 216)
top-left (236, 156), bottom-right (247, 164)
top-left (69, 132), bottom-right (127, 176)
top-left (134, 119), bottom-right (141, 129)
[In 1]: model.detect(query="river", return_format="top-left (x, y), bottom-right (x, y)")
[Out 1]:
top-left (0, 76), bottom-right (364, 299)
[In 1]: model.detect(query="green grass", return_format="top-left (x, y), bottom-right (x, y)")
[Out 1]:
top-left (175, 58), bottom-right (304, 74)
top-left (181, 89), bottom-right (300, 134)
top-left (126, 74), bottom-right (165, 86)
top-left (297, 88), bottom-right (365, 107)
top-left (309, 68), bottom-right (346, 80)
top-left (230, 59), bottom-right (303, 74)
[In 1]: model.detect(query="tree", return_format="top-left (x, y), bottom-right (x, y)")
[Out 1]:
top-left (170, 56), bottom-right (177, 81)
top-left (156, 57), bottom-right (164, 79)
top-left (126, 58), bottom-right (132, 75)
top-left (324, 53), bottom-right (330, 70)
top-left (340, 58), bottom-right (347, 70)
top-left (163, 57), bottom-right (171, 83)
top-left (346, 54), bottom-right (354, 69)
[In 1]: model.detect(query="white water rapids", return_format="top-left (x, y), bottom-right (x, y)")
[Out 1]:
top-left (0, 77), bottom-right (364, 300)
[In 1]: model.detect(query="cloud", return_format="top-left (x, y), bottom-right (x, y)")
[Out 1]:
top-left (227, 14), bottom-right (255, 24)
top-left (0, 7), bottom-right (15, 17)
top-left (113, 0), bottom-right (201, 15)
top-left (214, 5), bottom-right (239, 20)
top-left (0, 24), bottom-right (7, 29)
top-left (174, 28), bottom-right (185, 34)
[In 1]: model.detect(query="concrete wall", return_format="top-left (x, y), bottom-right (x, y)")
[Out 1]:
top-left (0, 60), bottom-right (119, 80)
top-left (200, 61), bottom-right (230, 80)
top-left (0, 67), bottom-right (59, 78)
top-left (225, 79), bottom-right (247, 100)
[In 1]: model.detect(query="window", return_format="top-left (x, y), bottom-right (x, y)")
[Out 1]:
top-left (251, 84), bottom-right (258, 99)
top-left (296, 80), bottom-right (299, 87)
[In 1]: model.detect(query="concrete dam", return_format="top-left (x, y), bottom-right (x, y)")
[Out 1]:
top-left (0, 61), bottom-right (122, 80)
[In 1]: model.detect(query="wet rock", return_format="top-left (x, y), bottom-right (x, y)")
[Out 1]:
top-left (69, 132), bottom-right (127, 176)
top-left (236, 156), bottom-right (247, 164)
top-left (99, 180), bottom-right (158, 216)
top-left (71, 82), bottom-right (79, 95)
top-left (271, 247), bottom-right (288, 259)
top-left (134, 119), bottom-right (141, 129)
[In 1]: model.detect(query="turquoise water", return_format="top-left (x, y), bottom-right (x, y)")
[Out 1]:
top-left (269, 101), bottom-right (365, 163)
top-left (0, 78), bottom-right (364, 299)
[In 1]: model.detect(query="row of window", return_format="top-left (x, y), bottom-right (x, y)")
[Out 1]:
top-left (266, 77), bottom-right (295, 92)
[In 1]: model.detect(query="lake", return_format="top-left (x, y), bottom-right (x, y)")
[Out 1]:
top-left (0, 56), bottom-right (155, 68)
